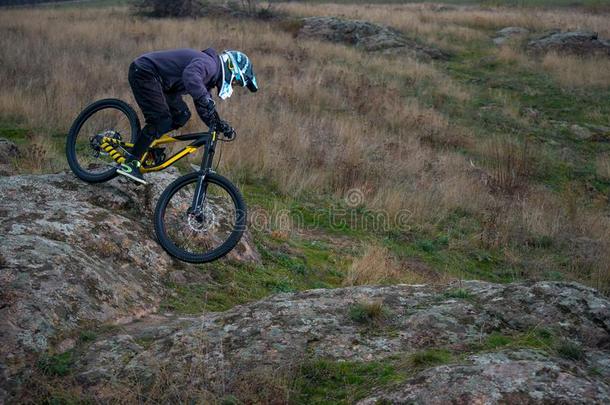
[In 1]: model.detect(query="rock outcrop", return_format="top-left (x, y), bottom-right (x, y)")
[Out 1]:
top-left (360, 349), bottom-right (609, 404)
top-left (527, 31), bottom-right (610, 56)
top-left (59, 281), bottom-right (609, 403)
top-left (493, 26), bottom-right (529, 45)
top-left (0, 170), bottom-right (259, 399)
top-left (298, 16), bottom-right (450, 60)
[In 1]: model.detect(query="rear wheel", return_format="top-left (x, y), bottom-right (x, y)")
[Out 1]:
top-left (66, 98), bottom-right (140, 183)
top-left (154, 172), bottom-right (246, 263)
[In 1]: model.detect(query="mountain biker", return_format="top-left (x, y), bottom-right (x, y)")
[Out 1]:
top-left (118, 48), bottom-right (258, 184)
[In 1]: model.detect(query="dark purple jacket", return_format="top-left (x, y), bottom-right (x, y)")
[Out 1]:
top-left (134, 48), bottom-right (221, 115)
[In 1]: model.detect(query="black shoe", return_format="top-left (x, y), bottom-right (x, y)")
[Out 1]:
top-left (117, 160), bottom-right (147, 185)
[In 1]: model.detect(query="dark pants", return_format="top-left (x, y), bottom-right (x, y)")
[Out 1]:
top-left (128, 62), bottom-right (191, 159)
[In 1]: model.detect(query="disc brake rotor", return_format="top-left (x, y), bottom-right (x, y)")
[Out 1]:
top-left (187, 204), bottom-right (217, 232)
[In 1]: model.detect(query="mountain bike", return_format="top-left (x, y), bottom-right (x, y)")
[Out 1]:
top-left (66, 98), bottom-right (246, 263)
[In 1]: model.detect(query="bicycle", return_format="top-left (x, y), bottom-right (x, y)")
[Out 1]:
top-left (66, 98), bottom-right (246, 263)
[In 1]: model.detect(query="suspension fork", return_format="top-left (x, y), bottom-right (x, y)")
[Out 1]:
top-left (190, 136), bottom-right (217, 214)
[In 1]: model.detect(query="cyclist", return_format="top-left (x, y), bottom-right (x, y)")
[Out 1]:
top-left (118, 48), bottom-right (258, 184)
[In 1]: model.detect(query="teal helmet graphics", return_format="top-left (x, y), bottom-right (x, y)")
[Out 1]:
top-left (219, 50), bottom-right (258, 100)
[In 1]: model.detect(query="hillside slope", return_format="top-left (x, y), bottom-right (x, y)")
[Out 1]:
top-left (0, 173), bottom-right (608, 403)
top-left (0, 169), bottom-right (260, 400)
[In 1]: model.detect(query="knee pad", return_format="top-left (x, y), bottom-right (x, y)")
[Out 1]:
top-left (171, 109), bottom-right (191, 130)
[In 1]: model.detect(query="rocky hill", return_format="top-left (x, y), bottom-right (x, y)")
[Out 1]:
top-left (69, 281), bottom-right (610, 404)
top-left (0, 145), bottom-right (609, 403)
top-left (0, 170), bottom-right (610, 403)
top-left (0, 167), bottom-right (258, 401)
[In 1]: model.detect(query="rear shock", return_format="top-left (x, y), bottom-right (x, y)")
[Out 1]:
top-left (99, 137), bottom-right (127, 164)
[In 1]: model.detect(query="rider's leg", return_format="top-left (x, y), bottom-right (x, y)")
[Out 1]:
top-left (118, 63), bottom-right (172, 184)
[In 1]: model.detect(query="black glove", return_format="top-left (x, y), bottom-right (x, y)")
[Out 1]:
top-left (196, 98), bottom-right (219, 129)
top-left (196, 98), bottom-right (235, 138)
top-left (216, 120), bottom-right (235, 139)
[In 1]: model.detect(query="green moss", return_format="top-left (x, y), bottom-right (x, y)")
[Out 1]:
top-left (294, 359), bottom-right (403, 404)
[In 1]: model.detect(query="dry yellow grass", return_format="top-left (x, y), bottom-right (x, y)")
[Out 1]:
top-left (277, 2), bottom-right (610, 47)
top-left (343, 244), bottom-right (427, 286)
top-left (541, 52), bottom-right (610, 88)
top-left (0, 4), bottom-right (608, 292)
top-left (494, 45), bottom-right (531, 66)
top-left (493, 45), bottom-right (610, 89)
top-left (596, 154), bottom-right (610, 181)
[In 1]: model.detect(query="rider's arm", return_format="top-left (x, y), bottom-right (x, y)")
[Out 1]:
top-left (182, 57), bottom-right (213, 101)
top-left (182, 58), bottom-right (217, 125)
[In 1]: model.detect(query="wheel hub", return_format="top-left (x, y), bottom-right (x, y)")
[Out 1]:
top-left (187, 205), bottom-right (216, 232)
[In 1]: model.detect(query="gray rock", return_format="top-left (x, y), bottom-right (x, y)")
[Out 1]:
top-left (493, 26), bottom-right (529, 45)
top-left (0, 170), bottom-right (259, 398)
top-left (570, 124), bottom-right (610, 142)
top-left (68, 281), bottom-right (609, 402)
top-left (571, 124), bottom-right (593, 140)
top-left (586, 124), bottom-right (610, 142)
top-left (359, 349), bottom-right (610, 404)
top-left (168, 270), bottom-right (188, 284)
top-left (298, 16), bottom-right (450, 60)
top-left (527, 31), bottom-right (610, 56)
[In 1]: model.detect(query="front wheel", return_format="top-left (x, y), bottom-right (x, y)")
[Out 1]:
top-left (154, 172), bottom-right (246, 263)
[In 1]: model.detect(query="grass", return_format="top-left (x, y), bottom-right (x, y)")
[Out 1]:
top-left (443, 288), bottom-right (474, 299)
top-left (294, 359), bottom-right (403, 404)
top-left (1, 6), bottom-right (609, 402)
top-left (293, 348), bottom-right (456, 403)
top-left (1, 3), bottom-right (609, 292)
top-left (478, 328), bottom-right (555, 351)
top-left (476, 329), bottom-right (586, 362)
top-left (556, 340), bottom-right (585, 361)
top-left (348, 300), bottom-right (389, 324)
top-left (283, 0), bottom-right (609, 8)
top-left (161, 233), bottom-right (348, 313)
top-left (408, 349), bottom-right (454, 368)
top-left (37, 351), bottom-right (74, 377)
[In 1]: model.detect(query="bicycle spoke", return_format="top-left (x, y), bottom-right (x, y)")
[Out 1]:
top-left (73, 107), bottom-right (133, 175)
top-left (162, 180), bottom-right (237, 256)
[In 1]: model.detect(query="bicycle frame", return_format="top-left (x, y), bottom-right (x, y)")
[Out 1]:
top-left (99, 131), bottom-right (219, 212)
top-left (98, 131), bottom-right (218, 173)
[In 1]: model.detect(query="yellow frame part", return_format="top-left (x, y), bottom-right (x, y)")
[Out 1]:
top-left (99, 133), bottom-right (203, 173)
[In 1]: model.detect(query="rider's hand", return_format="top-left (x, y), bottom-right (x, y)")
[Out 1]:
top-left (216, 120), bottom-right (235, 139)
top-left (222, 126), bottom-right (236, 140)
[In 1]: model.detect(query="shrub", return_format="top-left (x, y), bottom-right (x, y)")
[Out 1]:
top-left (133, 0), bottom-right (208, 18)
top-left (349, 301), bottom-right (388, 325)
